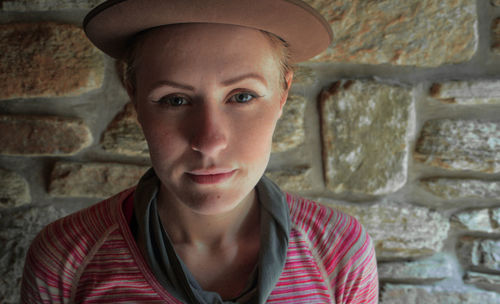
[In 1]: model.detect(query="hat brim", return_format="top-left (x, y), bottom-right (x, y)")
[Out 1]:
top-left (83, 0), bottom-right (333, 62)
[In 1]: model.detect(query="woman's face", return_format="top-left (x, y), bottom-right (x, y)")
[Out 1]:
top-left (132, 24), bottom-right (290, 215)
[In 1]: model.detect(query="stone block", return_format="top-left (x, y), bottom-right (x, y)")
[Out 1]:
top-left (452, 208), bottom-right (500, 233)
top-left (0, 169), bottom-right (30, 208)
top-left (0, 115), bottom-right (92, 156)
top-left (0, 22), bottom-right (103, 100)
top-left (415, 119), bottom-right (500, 173)
top-left (1, 0), bottom-right (104, 11)
top-left (49, 162), bottom-right (149, 198)
top-left (291, 66), bottom-right (315, 86)
top-left (465, 271), bottom-right (500, 292)
top-left (100, 102), bottom-right (149, 157)
top-left (321, 200), bottom-right (449, 259)
top-left (493, 18), bottom-right (500, 53)
top-left (0, 205), bottom-right (66, 304)
top-left (381, 284), bottom-right (500, 304)
top-left (272, 95), bottom-right (307, 152)
top-left (493, 0), bottom-right (500, 6)
top-left (319, 80), bottom-right (413, 195)
top-left (304, 0), bottom-right (477, 67)
top-left (420, 178), bottom-right (500, 200)
top-left (265, 166), bottom-right (313, 192)
top-left (457, 237), bottom-right (500, 272)
top-left (430, 80), bottom-right (500, 105)
top-left (378, 254), bottom-right (453, 282)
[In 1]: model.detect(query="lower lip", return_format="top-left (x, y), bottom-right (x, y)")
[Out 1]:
top-left (186, 170), bottom-right (236, 184)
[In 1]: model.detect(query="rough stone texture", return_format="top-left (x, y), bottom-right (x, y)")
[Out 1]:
top-left (378, 254), bottom-right (454, 282)
top-left (304, 0), bottom-right (478, 67)
top-left (272, 95), bottom-right (307, 152)
top-left (381, 284), bottom-right (500, 304)
top-left (291, 66), bottom-right (315, 86)
top-left (0, 205), bottom-right (66, 304)
top-left (420, 178), bottom-right (500, 200)
top-left (457, 237), bottom-right (500, 272)
top-left (265, 166), bottom-right (313, 192)
top-left (0, 22), bottom-right (103, 100)
top-left (101, 102), bottom-right (149, 157)
top-left (1, 0), bottom-right (104, 11)
top-left (0, 169), bottom-right (30, 208)
top-left (430, 80), bottom-right (500, 105)
top-left (49, 162), bottom-right (149, 198)
top-left (493, 18), bottom-right (500, 53)
top-left (414, 119), bottom-right (500, 173)
top-left (465, 271), bottom-right (500, 292)
top-left (452, 207), bottom-right (500, 233)
top-left (323, 200), bottom-right (449, 259)
top-left (319, 80), bottom-right (413, 195)
top-left (0, 115), bottom-right (92, 156)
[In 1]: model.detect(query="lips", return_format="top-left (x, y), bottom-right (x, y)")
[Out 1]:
top-left (186, 169), bottom-right (236, 184)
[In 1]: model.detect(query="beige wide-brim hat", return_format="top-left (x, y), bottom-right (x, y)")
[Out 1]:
top-left (84, 0), bottom-right (333, 63)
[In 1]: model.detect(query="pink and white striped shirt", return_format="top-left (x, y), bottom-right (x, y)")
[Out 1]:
top-left (21, 188), bottom-right (378, 303)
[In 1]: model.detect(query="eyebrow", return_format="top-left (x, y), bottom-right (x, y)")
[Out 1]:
top-left (149, 73), bottom-right (268, 92)
top-left (150, 80), bottom-right (195, 92)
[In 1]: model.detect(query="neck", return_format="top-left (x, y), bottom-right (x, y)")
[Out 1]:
top-left (157, 188), bottom-right (260, 249)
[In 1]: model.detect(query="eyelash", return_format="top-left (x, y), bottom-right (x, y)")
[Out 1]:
top-left (153, 90), bottom-right (261, 107)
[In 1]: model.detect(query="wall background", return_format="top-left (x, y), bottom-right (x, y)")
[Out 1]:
top-left (1, 0), bottom-right (500, 303)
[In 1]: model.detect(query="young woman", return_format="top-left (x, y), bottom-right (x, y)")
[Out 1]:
top-left (21, 1), bottom-right (378, 303)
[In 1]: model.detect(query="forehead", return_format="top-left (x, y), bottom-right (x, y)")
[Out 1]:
top-left (132, 23), bottom-right (281, 82)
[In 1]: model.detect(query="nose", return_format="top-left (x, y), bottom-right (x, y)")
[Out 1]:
top-left (189, 104), bottom-right (228, 157)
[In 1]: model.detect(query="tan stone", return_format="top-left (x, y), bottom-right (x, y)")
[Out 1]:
top-left (0, 205), bottom-right (66, 304)
top-left (0, 115), bottom-right (92, 156)
top-left (304, 0), bottom-right (478, 67)
top-left (319, 80), bottom-right (413, 195)
top-left (415, 119), bottom-right (500, 173)
top-left (291, 66), bottom-right (315, 86)
top-left (319, 200), bottom-right (449, 259)
top-left (0, 22), bottom-right (103, 100)
top-left (378, 254), bottom-right (453, 281)
top-left (452, 208), bottom-right (500, 233)
top-left (1, 0), bottom-right (104, 11)
top-left (457, 237), bottom-right (500, 271)
top-left (421, 178), bottom-right (500, 200)
top-left (493, 0), bottom-right (500, 7)
top-left (0, 169), bottom-right (30, 208)
top-left (272, 95), bottom-right (307, 152)
top-left (49, 162), bottom-right (149, 198)
top-left (430, 80), bottom-right (500, 105)
top-left (493, 18), bottom-right (500, 53)
top-left (465, 271), bottom-right (500, 292)
top-left (381, 284), bottom-right (500, 304)
top-left (265, 166), bottom-right (313, 192)
top-left (101, 102), bottom-right (149, 157)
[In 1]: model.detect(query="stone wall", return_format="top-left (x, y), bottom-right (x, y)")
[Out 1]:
top-left (1, 0), bottom-right (499, 303)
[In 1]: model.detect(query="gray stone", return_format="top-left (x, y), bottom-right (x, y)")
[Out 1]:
top-left (0, 206), bottom-right (66, 304)
top-left (420, 178), bottom-right (500, 200)
top-left (304, 0), bottom-right (478, 67)
top-left (430, 80), bottom-right (500, 105)
top-left (49, 162), bottom-right (149, 198)
top-left (452, 208), bottom-right (500, 233)
top-left (414, 119), bottom-right (500, 173)
top-left (320, 200), bottom-right (449, 259)
top-left (378, 254), bottom-right (454, 282)
top-left (100, 102), bottom-right (149, 157)
top-left (272, 95), bottom-right (307, 152)
top-left (465, 271), bottom-right (500, 292)
top-left (0, 22), bottom-right (104, 100)
top-left (1, 0), bottom-right (104, 11)
top-left (0, 115), bottom-right (93, 156)
top-left (457, 237), bottom-right (500, 272)
top-left (319, 80), bottom-right (413, 195)
top-left (265, 166), bottom-right (313, 192)
top-left (0, 169), bottom-right (30, 208)
top-left (381, 284), bottom-right (500, 304)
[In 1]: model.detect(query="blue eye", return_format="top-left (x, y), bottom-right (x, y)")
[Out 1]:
top-left (157, 95), bottom-right (188, 106)
top-left (231, 92), bottom-right (256, 103)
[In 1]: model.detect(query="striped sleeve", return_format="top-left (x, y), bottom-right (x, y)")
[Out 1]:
top-left (287, 194), bottom-right (379, 304)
